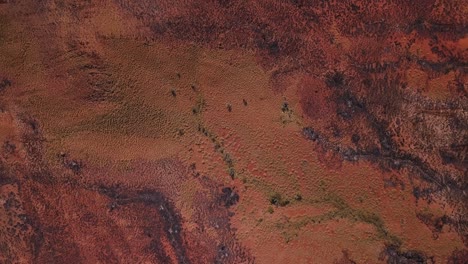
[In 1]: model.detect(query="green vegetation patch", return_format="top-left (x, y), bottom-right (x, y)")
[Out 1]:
top-left (276, 189), bottom-right (402, 246)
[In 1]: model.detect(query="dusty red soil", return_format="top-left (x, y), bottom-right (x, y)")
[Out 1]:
top-left (0, 0), bottom-right (467, 263)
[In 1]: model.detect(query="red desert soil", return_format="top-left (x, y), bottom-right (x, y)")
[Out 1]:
top-left (0, 0), bottom-right (467, 263)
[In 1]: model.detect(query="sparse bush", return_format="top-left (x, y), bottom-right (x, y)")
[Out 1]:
top-left (223, 153), bottom-right (233, 165)
top-left (214, 142), bottom-right (221, 150)
top-left (228, 167), bottom-right (235, 179)
top-left (281, 101), bottom-right (289, 112)
top-left (267, 206), bottom-right (274, 214)
top-left (269, 192), bottom-right (290, 207)
top-left (177, 129), bottom-right (184, 136)
top-left (294, 194), bottom-right (302, 201)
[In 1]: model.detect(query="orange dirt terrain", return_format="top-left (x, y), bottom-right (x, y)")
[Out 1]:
top-left (0, 0), bottom-right (467, 263)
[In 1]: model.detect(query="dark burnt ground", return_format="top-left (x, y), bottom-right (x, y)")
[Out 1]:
top-left (113, 0), bottom-right (468, 247)
top-left (447, 248), bottom-right (468, 264)
top-left (379, 244), bottom-right (433, 264)
top-left (96, 185), bottom-right (190, 264)
top-left (0, 109), bottom-right (252, 263)
top-left (193, 176), bottom-right (252, 264)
